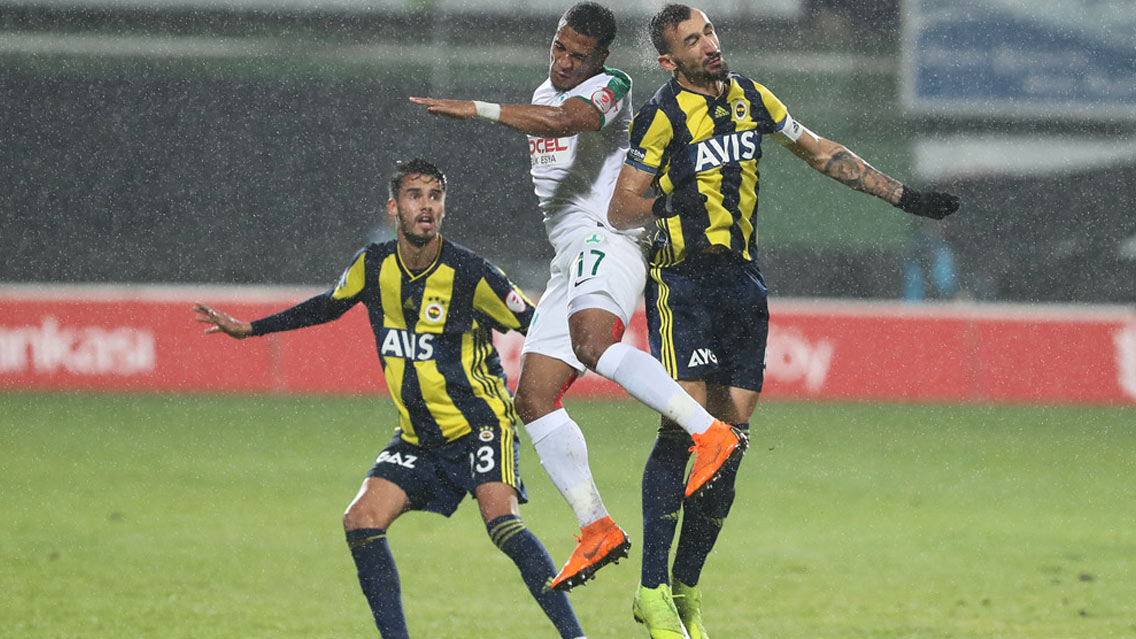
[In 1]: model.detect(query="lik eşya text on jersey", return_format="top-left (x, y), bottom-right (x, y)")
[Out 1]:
top-left (529, 136), bottom-right (571, 167)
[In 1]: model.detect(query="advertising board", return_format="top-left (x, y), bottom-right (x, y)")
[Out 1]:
top-left (3, 285), bottom-right (1133, 404)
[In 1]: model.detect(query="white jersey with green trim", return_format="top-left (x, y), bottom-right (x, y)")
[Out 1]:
top-left (528, 67), bottom-right (634, 250)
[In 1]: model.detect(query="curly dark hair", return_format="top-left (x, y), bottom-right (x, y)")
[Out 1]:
top-left (388, 158), bottom-right (447, 199)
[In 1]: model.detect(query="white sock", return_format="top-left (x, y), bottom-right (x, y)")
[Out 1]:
top-left (523, 408), bottom-right (609, 528)
top-left (594, 342), bottom-right (715, 435)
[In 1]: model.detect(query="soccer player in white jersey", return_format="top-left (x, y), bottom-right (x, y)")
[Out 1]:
top-left (410, 1), bottom-right (746, 592)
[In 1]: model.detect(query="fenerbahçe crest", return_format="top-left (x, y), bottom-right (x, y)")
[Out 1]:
top-left (422, 295), bottom-right (447, 323)
top-left (731, 98), bottom-right (749, 121)
top-left (478, 425), bottom-right (496, 442)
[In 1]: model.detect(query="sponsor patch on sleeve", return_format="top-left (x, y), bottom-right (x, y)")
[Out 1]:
top-left (591, 87), bottom-right (617, 114)
top-left (506, 289), bottom-right (526, 313)
top-left (625, 145), bottom-right (657, 173)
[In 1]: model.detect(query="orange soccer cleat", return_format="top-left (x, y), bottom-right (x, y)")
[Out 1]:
top-left (549, 515), bottom-right (631, 592)
top-left (685, 421), bottom-right (748, 498)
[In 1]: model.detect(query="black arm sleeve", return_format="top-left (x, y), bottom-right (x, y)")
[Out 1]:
top-left (249, 292), bottom-right (355, 336)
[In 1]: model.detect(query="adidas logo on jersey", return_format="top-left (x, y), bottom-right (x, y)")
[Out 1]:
top-left (714, 105), bottom-right (729, 118)
top-left (687, 347), bottom-right (719, 367)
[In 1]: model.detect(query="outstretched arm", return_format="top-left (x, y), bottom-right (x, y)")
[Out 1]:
top-left (193, 293), bottom-right (354, 339)
top-left (193, 302), bottom-right (253, 338)
top-left (781, 125), bottom-right (959, 219)
top-left (409, 95), bottom-right (601, 137)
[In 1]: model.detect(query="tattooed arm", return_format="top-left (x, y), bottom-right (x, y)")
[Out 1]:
top-left (781, 126), bottom-right (904, 205)
top-left (776, 122), bottom-right (959, 218)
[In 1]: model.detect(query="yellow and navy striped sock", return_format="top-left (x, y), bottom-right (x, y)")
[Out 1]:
top-left (345, 527), bottom-right (408, 639)
top-left (487, 514), bottom-right (583, 639)
top-left (672, 422), bottom-right (747, 586)
top-left (641, 431), bottom-right (691, 588)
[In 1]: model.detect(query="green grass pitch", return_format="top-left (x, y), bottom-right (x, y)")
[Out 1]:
top-left (2, 393), bottom-right (1133, 638)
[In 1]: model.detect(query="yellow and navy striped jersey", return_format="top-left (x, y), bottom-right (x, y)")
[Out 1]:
top-left (250, 238), bottom-right (535, 449)
top-left (625, 73), bottom-right (792, 267)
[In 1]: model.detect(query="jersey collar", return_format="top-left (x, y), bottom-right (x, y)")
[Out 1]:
top-left (396, 236), bottom-right (444, 282)
top-left (669, 74), bottom-right (733, 101)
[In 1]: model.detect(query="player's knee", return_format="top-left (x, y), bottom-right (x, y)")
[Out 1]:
top-left (343, 498), bottom-right (393, 531)
top-left (569, 332), bottom-right (614, 370)
top-left (568, 313), bottom-right (618, 369)
top-left (513, 386), bottom-right (551, 424)
top-left (569, 340), bottom-right (597, 369)
top-left (342, 503), bottom-right (369, 531)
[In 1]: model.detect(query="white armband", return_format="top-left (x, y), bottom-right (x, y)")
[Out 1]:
top-left (771, 113), bottom-right (809, 147)
top-left (473, 100), bottom-right (502, 122)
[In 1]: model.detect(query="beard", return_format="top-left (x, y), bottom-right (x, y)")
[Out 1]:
top-left (676, 56), bottom-right (730, 84)
top-left (398, 217), bottom-right (436, 247)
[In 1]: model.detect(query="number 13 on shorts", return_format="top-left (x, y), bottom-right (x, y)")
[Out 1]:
top-left (472, 445), bottom-right (496, 473)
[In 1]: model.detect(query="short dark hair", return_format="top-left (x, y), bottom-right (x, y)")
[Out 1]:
top-left (560, 2), bottom-right (617, 53)
top-left (388, 158), bottom-right (447, 199)
top-left (649, 3), bottom-right (693, 55)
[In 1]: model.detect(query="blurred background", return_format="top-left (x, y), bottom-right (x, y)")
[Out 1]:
top-left (2, 0), bottom-right (1134, 303)
top-left (3, 9), bottom-right (1133, 636)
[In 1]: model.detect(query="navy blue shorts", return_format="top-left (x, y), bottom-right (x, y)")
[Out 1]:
top-left (645, 253), bottom-right (770, 391)
top-left (366, 423), bottom-right (527, 517)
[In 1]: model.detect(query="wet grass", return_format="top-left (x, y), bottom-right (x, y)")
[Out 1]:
top-left (2, 393), bottom-right (1133, 638)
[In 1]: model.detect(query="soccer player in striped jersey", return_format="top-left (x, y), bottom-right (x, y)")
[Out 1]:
top-left (411, 2), bottom-right (747, 593)
top-left (607, 5), bottom-right (960, 638)
top-left (193, 159), bottom-right (587, 639)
